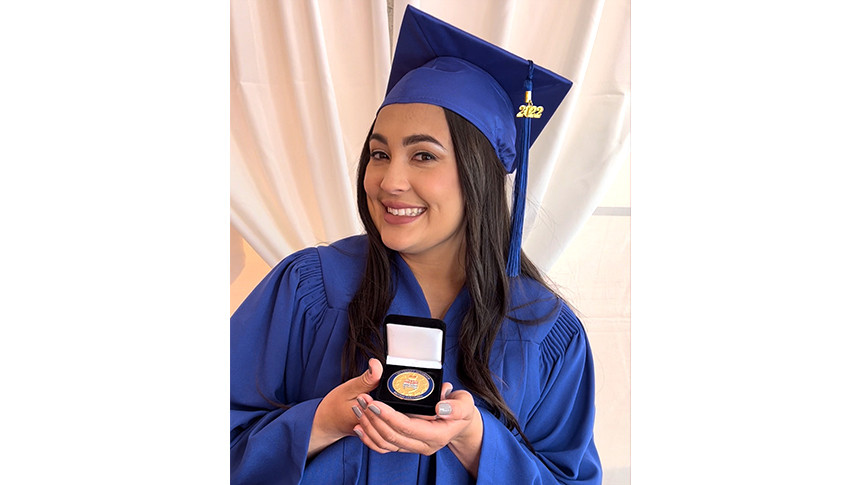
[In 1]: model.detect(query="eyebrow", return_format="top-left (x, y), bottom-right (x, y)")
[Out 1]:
top-left (369, 133), bottom-right (447, 151)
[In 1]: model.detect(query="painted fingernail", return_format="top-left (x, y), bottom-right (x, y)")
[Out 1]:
top-left (445, 388), bottom-right (453, 398)
top-left (438, 403), bottom-right (452, 416)
top-left (368, 405), bottom-right (381, 416)
top-left (352, 405), bottom-right (362, 419)
top-left (354, 428), bottom-right (364, 438)
top-left (357, 397), bottom-right (368, 410)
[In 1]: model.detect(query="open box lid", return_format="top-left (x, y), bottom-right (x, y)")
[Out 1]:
top-left (383, 314), bottom-right (445, 369)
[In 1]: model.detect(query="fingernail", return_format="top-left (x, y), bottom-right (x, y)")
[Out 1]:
top-left (437, 403), bottom-right (452, 416)
top-left (445, 388), bottom-right (453, 398)
top-left (352, 406), bottom-right (362, 419)
top-left (354, 428), bottom-right (364, 438)
top-left (368, 405), bottom-right (381, 416)
top-left (357, 397), bottom-right (367, 410)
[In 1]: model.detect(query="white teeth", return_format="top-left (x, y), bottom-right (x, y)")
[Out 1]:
top-left (387, 207), bottom-right (426, 217)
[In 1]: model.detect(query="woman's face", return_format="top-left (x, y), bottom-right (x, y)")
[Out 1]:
top-left (363, 103), bottom-right (465, 262)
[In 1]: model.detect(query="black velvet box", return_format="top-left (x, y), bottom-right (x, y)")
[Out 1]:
top-left (374, 314), bottom-right (446, 416)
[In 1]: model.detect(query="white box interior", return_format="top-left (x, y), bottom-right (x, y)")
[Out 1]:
top-left (385, 323), bottom-right (443, 369)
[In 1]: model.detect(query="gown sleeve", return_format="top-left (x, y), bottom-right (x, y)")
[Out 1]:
top-left (472, 304), bottom-right (602, 484)
top-left (230, 247), bottom-right (331, 485)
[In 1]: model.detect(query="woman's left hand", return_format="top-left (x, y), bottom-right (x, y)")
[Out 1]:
top-left (352, 382), bottom-right (484, 474)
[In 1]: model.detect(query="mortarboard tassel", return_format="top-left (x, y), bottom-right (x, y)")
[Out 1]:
top-left (507, 61), bottom-right (538, 278)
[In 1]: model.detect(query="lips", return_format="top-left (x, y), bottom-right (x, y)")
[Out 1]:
top-left (381, 203), bottom-right (426, 224)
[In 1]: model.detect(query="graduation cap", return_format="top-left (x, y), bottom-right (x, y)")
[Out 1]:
top-left (380, 5), bottom-right (573, 277)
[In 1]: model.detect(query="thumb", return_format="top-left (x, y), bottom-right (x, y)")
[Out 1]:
top-left (351, 358), bottom-right (383, 392)
top-left (435, 388), bottom-right (477, 420)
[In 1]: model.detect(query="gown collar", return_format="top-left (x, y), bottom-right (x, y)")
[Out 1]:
top-left (389, 253), bottom-right (469, 344)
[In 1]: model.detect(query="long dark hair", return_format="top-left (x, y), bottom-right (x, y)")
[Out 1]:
top-left (344, 108), bottom-right (553, 450)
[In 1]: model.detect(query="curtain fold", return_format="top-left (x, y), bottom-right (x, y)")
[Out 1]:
top-left (230, 0), bottom-right (382, 263)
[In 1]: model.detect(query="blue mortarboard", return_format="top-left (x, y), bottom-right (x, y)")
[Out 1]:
top-left (380, 5), bottom-right (573, 277)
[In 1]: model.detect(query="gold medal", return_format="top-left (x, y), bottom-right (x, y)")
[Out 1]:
top-left (387, 369), bottom-right (434, 401)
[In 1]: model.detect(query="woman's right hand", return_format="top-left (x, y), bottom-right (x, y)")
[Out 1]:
top-left (307, 358), bottom-right (383, 458)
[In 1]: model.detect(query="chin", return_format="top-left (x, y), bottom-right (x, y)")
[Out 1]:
top-left (379, 233), bottom-right (413, 254)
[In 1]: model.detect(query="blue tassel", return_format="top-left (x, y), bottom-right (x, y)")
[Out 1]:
top-left (506, 62), bottom-right (535, 278)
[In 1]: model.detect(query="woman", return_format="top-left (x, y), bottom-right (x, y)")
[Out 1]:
top-left (231, 6), bottom-right (601, 484)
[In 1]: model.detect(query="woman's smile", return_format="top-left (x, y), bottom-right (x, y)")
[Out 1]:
top-left (386, 206), bottom-right (426, 217)
top-left (383, 202), bottom-right (428, 223)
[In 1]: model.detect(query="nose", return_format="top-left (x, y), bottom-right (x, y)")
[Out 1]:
top-left (378, 159), bottom-right (410, 194)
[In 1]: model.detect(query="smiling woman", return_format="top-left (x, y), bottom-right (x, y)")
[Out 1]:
top-left (230, 5), bottom-right (602, 484)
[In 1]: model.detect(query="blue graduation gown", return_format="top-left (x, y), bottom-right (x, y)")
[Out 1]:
top-left (231, 236), bottom-right (601, 484)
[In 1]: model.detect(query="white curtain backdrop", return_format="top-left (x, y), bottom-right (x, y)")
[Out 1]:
top-left (230, 0), bottom-right (630, 482)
